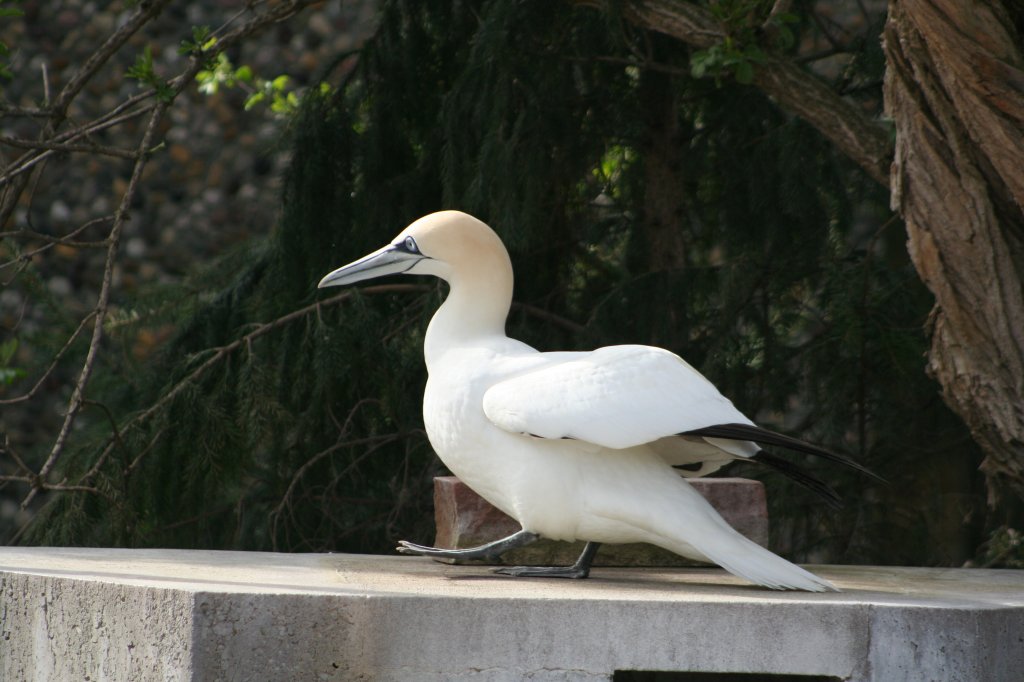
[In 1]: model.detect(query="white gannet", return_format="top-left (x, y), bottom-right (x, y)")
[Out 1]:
top-left (319, 210), bottom-right (878, 591)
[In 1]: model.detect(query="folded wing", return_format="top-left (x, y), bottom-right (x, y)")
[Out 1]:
top-left (482, 344), bottom-right (754, 450)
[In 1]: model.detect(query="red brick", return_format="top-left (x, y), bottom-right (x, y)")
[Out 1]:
top-left (432, 476), bottom-right (769, 567)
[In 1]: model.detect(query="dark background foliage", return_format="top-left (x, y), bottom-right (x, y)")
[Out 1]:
top-left (8, 0), bottom-right (990, 566)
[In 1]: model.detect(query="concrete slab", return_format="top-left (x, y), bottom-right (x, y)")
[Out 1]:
top-left (1, 547), bottom-right (1022, 681)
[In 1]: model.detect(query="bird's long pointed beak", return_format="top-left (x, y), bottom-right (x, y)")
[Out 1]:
top-left (318, 244), bottom-right (424, 288)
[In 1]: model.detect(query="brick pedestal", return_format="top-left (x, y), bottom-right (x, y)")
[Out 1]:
top-left (432, 476), bottom-right (769, 567)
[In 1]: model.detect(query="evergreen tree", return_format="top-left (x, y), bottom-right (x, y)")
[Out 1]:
top-left (23, 0), bottom-right (987, 566)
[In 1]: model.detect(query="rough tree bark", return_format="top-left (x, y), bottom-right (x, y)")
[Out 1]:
top-left (884, 0), bottom-right (1024, 504)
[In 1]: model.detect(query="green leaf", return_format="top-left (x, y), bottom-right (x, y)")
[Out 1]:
top-left (127, 45), bottom-right (156, 83)
top-left (244, 92), bottom-right (265, 110)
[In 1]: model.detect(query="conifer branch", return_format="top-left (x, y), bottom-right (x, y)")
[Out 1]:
top-left (574, 0), bottom-right (893, 186)
top-left (271, 430), bottom-right (402, 550)
top-left (77, 284), bottom-right (429, 489)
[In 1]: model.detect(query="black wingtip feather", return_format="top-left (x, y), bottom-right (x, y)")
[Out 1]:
top-left (753, 450), bottom-right (844, 509)
top-left (684, 422), bottom-right (885, 483)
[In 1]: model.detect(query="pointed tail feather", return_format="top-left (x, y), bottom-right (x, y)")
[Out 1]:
top-left (675, 525), bottom-right (839, 592)
top-left (709, 539), bottom-right (839, 592)
top-left (658, 482), bottom-right (839, 592)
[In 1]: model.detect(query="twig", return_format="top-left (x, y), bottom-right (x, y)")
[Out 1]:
top-left (0, 104), bottom-right (51, 117)
top-left (0, 0), bottom-right (172, 228)
top-left (51, 0), bottom-right (173, 120)
top-left (0, 217), bottom-right (114, 271)
top-left (0, 135), bottom-right (138, 160)
top-left (0, 105), bottom-right (154, 186)
top-left (20, 100), bottom-right (169, 510)
top-left (0, 311), bottom-right (97, 405)
top-left (271, 433), bottom-right (403, 550)
top-left (14, 0), bottom-right (323, 510)
top-left (0, 435), bottom-right (33, 475)
top-left (80, 284), bottom-right (427, 487)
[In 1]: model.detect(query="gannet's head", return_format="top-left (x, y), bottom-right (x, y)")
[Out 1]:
top-left (318, 210), bottom-right (510, 289)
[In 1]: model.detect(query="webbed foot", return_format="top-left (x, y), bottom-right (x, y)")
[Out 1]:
top-left (491, 541), bottom-right (601, 579)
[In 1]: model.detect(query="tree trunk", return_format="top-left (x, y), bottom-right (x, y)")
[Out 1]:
top-left (639, 69), bottom-right (688, 272)
top-left (883, 0), bottom-right (1024, 504)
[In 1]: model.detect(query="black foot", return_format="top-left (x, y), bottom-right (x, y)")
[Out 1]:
top-left (491, 541), bottom-right (601, 580)
top-left (396, 529), bottom-right (539, 562)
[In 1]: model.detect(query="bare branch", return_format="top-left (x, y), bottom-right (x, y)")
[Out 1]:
top-left (0, 104), bottom-right (51, 118)
top-left (51, 0), bottom-right (173, 120)
top-left (77, 284), bottom-right (428, 491)
top-left (10, 0), bottom-right (324, 510)
top-left (1, 435), bottom-right (34, 475)
top-left (20, 100), bottom-right (169, 510)
top-left (0, 312), bottom-right (97, 406)
top-left (0, 217), bottom-right (114, 270)
top-left (0, 135), bottom-right (138, 160)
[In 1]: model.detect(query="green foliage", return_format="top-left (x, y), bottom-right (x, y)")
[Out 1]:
top-left (178, 25), bottom-right (217, 61)
top-left (689, 0), bottom-right (799, 84)
top-left (22, 0), bottom-right (988, 566)
top-left (127, 45), bottom-right (174, 102)
top-left (190, 34), bottom-right (329, 117)
top-left (690, 39), bottom-right (765, 84)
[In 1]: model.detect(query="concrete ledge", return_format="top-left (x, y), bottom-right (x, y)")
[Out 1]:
top-left (433, 476), bottom-right (769, 566)
top-left (2, 548), bottom-right (1023, 681)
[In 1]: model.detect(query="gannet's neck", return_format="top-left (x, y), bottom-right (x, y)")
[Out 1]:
top-left (423, 249), bottom-right (513, 369)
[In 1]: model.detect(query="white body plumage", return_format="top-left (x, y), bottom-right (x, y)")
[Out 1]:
top-left (319, 210), bottom-right (838, 592)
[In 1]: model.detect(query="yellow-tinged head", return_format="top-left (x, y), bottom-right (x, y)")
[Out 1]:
top-left (318, 210), bottom-right (512, 290)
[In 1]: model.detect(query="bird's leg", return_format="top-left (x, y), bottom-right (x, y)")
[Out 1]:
top-left (396, 529), bottom-right (539, 561)
top-left (494, 541), bottom-right (602, 579)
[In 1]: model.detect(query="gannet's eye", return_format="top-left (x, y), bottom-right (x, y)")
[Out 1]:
top-left (403, 236), bottom-right (419, 253)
